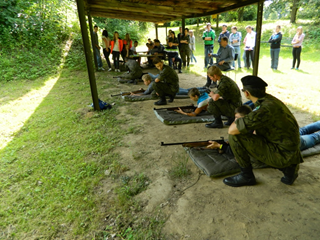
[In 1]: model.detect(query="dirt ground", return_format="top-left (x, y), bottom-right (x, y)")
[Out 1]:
top-left (109, 68), bottom-right (320, 240)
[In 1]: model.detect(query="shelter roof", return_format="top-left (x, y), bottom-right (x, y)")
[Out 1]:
top-left (85, 0), bottom-right (262, 24)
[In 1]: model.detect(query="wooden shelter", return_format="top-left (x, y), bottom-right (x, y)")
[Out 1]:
top-left (75, 0), bottom-right (265, 110)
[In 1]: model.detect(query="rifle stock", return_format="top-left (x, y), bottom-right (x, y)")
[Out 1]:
top-left (111, 89), bottom-right (144, 97)
top-left (161, 137), bottom-right (225, 148)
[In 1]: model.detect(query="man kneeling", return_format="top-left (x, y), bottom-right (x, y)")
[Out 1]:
top-left (225, 75), bottom-right (303, 187)
top-left (152, 57), bottom-right (179, 105)
top-left (206, 66), bottom-right (242, 128)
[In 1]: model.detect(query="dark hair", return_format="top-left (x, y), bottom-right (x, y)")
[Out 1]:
top-left (243, 86), bottom-right (266, 98)
top-left (188, 88), bottom-right (200, 97)
top-left (235, 105), bottom-right (252, 116)
top-left (134, 40), bottom-right (138, 44)
top-left (102, 30), bottom-right (108, 38)
top-left (221, 36), bottom-right (228, 42)
top-left (113, 31), bottom-right (119, 41)
top-left (94, 25), bottom-right (98, 28)
top-left (277, 25), bottom-right (281, 29)
top-left (154, 39), bottom-right (160, 43)
top-left (222, 24), bottom-right (227, 28)
top-left (152, 57), bottom-right (163, 64)
top-left (231, 26), bottom-right (237, 30)
top-left (185, 28), bottom-right (189, 32)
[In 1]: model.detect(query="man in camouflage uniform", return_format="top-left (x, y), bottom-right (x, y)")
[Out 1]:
top-left (152, 57), bottom-right (179, 105)
top-left (118, 59), bottom-right (143, 84)
top-left (225, 75), bottom-right (303, 187)
top-left (205, 66), bottom-right (242, 128)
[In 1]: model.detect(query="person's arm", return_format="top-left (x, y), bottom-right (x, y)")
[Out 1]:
top-left (218, 33), bottom-right (222, 43)
top-left (175, 106), bottom-right (205, 116)
top-left (221, 47), bottom-right (235, 63)
top-left (228, 122), bottom-right (240, 135)
top-left (209, 91), bottom-right (220, 101)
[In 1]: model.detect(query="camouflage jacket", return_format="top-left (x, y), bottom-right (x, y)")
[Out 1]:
top-left (236, 93), bottom-right (303, 164)
top-left (158, 65), bottom-right (179, 91)
top-left (214, 75), bottom-right (242, 107)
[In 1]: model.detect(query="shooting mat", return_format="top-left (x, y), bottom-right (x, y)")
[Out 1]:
top-left (153, 106), bottom-right (215, 125)
top-left (184, 143), bottom-right (320, 177)
top-left (122, 94), bottom-right (189, 102)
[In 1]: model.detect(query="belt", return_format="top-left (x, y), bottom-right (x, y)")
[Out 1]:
top-left (293, 46), bottom-right (301, 48)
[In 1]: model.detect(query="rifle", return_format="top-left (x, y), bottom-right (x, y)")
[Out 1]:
top-left (161, 137), bottom-right (226, 148)
top-left (154, 104), bottom-right (196, 111)
top-left (111, 89), bottom-right (144, 97)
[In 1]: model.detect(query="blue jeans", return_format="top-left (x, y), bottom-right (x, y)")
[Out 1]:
top-left (299, 121), bottom-right (320, 151)
top-left (177, 87), bottom-right (207, 95)
top-left (204, 45), bottom-right (213, 68)
top-left (232, 46), bottom-right (241, 68)
top-left (190, 50), bottom-right (197, 63)
top-left (270, 48), bottom-right (280, 69)
top-left (168, 56), bottom-right (182, 70)
top-left (94, 47), bottom-right (103, 68)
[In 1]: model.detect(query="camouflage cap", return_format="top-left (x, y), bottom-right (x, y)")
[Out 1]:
top-left (241, 75), bottom-right (268, 89)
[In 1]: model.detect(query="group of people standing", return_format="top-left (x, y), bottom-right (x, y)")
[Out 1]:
top-left (203, 23), bottom-right (306, 71)
top-left (92, 25), bottom-right (138, 72)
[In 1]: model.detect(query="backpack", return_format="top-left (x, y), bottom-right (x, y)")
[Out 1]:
top-left (91, 99), bottom-right (112, 110)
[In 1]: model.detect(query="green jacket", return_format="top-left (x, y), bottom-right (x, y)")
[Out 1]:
top-left (214, 75), bottom-right (242, 107)
top-left (159, 65), bottom-right (179, 92)
top-left (202, 29), bottom-right (215, 45)
top-left (236, 94), bottom-right (303, 165)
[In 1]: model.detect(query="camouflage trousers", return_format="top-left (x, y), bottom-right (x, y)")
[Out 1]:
top-left (229, 133), bottom-right (300, 168)
top-left (153, 82), bottom-right (179, 97)
top-left (207, 98), bottom-right (238, 118)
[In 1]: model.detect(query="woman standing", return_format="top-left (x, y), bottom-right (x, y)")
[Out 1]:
top-left (189, 30), bottom-right (197, 64)
top-left (102, 30), bottom-right (112, 71)
top-left (110, 31), bottom-right (123, 72)
top-left (180, 28), bottom-right (190, 67)
top-left (122, 33), bottom-right (132, 61)
top-left (268, 25), bottom-right (282, 70)
top-left (291, 26), bottom-right (305, 70)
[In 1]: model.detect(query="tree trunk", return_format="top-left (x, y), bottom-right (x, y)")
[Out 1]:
top-left (237, 7), bottom-right (244, 22)
top-left (290, 0), bottom-right (299, 23)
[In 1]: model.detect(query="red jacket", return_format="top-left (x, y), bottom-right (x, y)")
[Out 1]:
top-left (123, 39), bottom-right (132, 49)
top-left (110, 39), bottom-right (123, 53)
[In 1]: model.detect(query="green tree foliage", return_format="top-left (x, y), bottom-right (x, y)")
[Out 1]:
top-left (93, 17), bottom-right (151, 42)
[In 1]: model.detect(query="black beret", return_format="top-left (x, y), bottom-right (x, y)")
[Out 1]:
top-left (241, 75), bottom-right (268, 89)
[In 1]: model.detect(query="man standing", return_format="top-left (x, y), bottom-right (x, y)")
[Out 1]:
top-left (205, 66), bottom-right (242, 128)
top-left (268, 25), bottom-right (282, 70)
top-left (202, 23), bottom-right (215, 68)
top-left (243, 25), bottom-right (256, 69)
top-left (218, 24), bottom-right (230, 45)
top-left (224, 75), bottom-right (303, 187)
top-left (152, 57), bottom-right (179, 106)
top-left (92, 25), bottom-right (104, 71)
top-left (229, 26), bottom-right (242, 68)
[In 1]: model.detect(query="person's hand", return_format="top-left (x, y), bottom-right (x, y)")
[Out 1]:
top-left (155, 78), bottom-right (160, 83)
top-left (156, 92), bottom-right (159, 96)
top-left (206, 141), bottom-right (221, 149)
top-left (172, 58), bottom-right (175, 62)
top-left (174, 108), bottom-right (184, 114)
top-left (233, 39), bottom-right (237, 43)
top-left (218, 60), bottom-right (224, 65)
top-left (139, 88), bottom-right (144, 91)
top-left (209, 91), bottom-right (214, 98)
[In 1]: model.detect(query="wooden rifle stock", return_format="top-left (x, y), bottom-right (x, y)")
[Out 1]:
top-left (111, 89), bottom-right (144, 97)
top-left (161, 137), bottom-right (225, 148)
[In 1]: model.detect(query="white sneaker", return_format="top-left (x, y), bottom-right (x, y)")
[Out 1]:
top-left (108, 68), bottom-right (112, 72)
top-left (100, 67), bottom-right (105, 71)
top-left (117, 69), bottom-right (121, 72)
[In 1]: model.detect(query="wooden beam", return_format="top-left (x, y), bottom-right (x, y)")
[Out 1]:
top-left (91, 11), bottom-right (170, 22)
top-left (75, 0), bottom-right (100, 111)
top-left (155, 24), bottom-right (158, 39)
top-left (253, 0), bottom-right (263, 76)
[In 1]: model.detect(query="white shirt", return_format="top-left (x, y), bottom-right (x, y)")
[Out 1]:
top-left (244, 31), bottom-right (256, 49)
top-left (113, 40), bottom-right (119, 52)
top-left (197, 96), bottom-right (211, 108)
top-left (102, 36), bottom-right (110, 49)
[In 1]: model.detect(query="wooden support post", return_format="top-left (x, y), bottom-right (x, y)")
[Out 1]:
top-left (165, 25), bottom-right (167, 38)
top-left (88, 13), bottom-right (98, 71)
top-left (253, 0), bottom-right (264, 76)
top-left (75, 0), bottom-right (100, 111)
top-left (182, 17), bottom-right (185, 33)
top-left (216, 14), bottom-right (219, 29)
top-left (155, 23), bottom-right (158, 39)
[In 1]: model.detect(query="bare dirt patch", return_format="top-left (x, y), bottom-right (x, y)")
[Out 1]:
top-left (111, 69), bottom-right (320, 239)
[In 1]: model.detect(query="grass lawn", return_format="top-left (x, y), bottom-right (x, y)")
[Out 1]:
top-left (0, 19), bottom-right (319, 239)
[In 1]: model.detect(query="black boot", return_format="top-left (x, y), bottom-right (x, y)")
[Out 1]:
top-left (223, 166), bottom-right (256, 187)
top-left (205, 116), bottom-right (223, 128)
top-left (279, 164), bottom-right (299, 185)
top-left (224, 116), bottom-right (235, 126)
top-left (168, 94), bottom-right (175, 103)
top-left (154, 97), bottom-right (167, 105)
